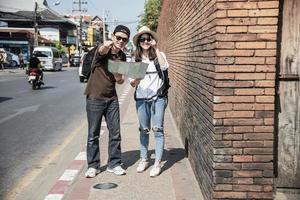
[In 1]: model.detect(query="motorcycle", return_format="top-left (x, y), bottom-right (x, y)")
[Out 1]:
top-left (28, 68), bottom-right (43, 90)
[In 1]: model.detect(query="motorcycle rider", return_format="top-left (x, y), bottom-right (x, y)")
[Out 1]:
top-left (29, 53), bottom-right (44, 84)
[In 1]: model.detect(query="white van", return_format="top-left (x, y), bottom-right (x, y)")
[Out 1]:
top-left (32, 46), bottom-right (62, 71)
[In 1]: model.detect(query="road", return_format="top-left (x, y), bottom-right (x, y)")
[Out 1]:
top-left (0, 68), bottom-right (126, 199)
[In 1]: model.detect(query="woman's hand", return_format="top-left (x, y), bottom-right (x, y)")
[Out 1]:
top-left (130, 79), bottom-right (140, 87)
top-left (114, 73), bottom-right (125, 84)
top-left (150, 39), bottom-right (157, 49)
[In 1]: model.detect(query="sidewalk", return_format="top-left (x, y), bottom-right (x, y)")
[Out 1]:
top-left (46, 86), bottom-right (204, 200)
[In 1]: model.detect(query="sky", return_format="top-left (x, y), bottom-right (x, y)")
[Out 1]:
top-left (47, 0), bottom-right (146, 39)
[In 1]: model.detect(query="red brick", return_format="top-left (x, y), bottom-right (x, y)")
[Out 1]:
top-left (215, 49), bottom-right (254, 57)
top-left (234, 126), bottom-right (253, 133)
top-left (214, 184), bottom-right (232, 191)
top-left (249, 9), bottom-right (279, 17)
top-left (236, 42), bottom-right (266, 49)
top-left (216, 18), bottom-right (257, 26)
top-left (257, 33), bottom-right (277, 41)
top-left (235, 73), bottom-right (265, 80)
top-left (216, 26), bottom-right (226, 33)
top-left (224, 118), bottom-right (263, 125)
top-left (215, 73), bottom-right (235, 80)
top-left (247, 192), bottom-right (273, 199)
top-left (257, 17), bottom-right (278, 25)
top-left (255, 81), bottom-right (275, 87)
top-left (216, 10), bottom-right (227, 18)
top-left (233, 155), bottom-right (253, 162)
top-left (234, 178), bottom-right (254, 184)
top-left (234, 170), bottom-right (262, 178)
top-left (215, 80), bottom-right (254, 88)
top-left (244, 148), bottom-right (273, 154)
top-left (233, 103), bottom-right (255, 110)
top-left (214, 96), bottom-right (255, 103)
top-left (235, 88), bottom-right (265, 95)
top-left (213, 191), bottom-right (247, 199)
top-left (225, 111), bottom-right (254, 118)
top-left (248, 25), bottom-right (277, 33)
top-left (258, 1), bottom-right (279, 9)
top-left (233, 141), bottom-right (264, 148)
top-left (244, 133), bottom-right (273, 140)
top-left (214, 103), bottom-right (233, 111)
top-left (266, 57), bottom-right (276, 64)
top-left (255, 50), bottom-right (277, 56)
top-left (223, 134), bottom-right (243, 140)
top-left (233, 184), bottom-right (263, 192)
top-left (227, 9), bottom-right (248, 17)
top-left (256, 96), bottom-right (274, 103)
top-left (253, 155), bottom-right (273, 162)
top-left (215, 65), bottom-right (255, 72)
top-left (256, 65), bottom-right (276, 72)
top-left (227, 26), bottom-right (247, 33)
top-left (216, 2), bottom-right (257, 9)
top-left (216, 41), bottom-right (235, 49)
top-left (254, 126), bottom-right (274, 132)
top-left (267, 42), bottom-right (276, 48)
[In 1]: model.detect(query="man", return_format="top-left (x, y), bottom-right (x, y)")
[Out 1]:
top-left (29, 53), bottom-right (44, 83)
top-left (84, 25), bottom-right (129, 178)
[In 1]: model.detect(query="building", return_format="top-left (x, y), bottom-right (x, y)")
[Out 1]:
top-left (157, 0), bottom-right (299, 199)
top-left (0, 0), bottom-right (77, 59)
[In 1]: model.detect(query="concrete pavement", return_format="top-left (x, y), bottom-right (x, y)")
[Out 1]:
top-left (44, 84), bottom-right (204, 200)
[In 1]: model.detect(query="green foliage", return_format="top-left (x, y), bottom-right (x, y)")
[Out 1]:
top-left (138, 0), bottom-right (162, 31)
top-left (54, 41), bottom-right (66, 54)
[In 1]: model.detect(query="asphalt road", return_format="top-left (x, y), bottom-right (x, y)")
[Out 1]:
top-left (0, 68), bottom-right (88, 199)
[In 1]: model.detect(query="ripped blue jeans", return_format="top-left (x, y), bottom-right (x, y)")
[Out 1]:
top-left (136, 97), bottom-right (166, 162)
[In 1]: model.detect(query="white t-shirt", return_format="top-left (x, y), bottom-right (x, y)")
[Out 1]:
top-left (133, 52), bottom-right (169, 100)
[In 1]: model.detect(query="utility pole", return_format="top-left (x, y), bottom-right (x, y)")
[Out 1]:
top-left (73, 0), bottom-right (87, 56)
top-left (102, 9), bottom-right (105, 42)
top-left (33, 1), bottom-right (38, 47)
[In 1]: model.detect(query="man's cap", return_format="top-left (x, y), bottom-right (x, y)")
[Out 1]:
top-left (113, 25), bottom-right (130, 37)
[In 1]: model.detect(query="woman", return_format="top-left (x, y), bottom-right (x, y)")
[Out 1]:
top-left (130, 26), bottom-right (169, 177)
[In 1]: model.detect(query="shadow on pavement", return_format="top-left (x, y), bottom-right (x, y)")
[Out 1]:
top-left (120, 148), bottom-right (186, 174)
top-left (0, 97), bottom-right (13, 103)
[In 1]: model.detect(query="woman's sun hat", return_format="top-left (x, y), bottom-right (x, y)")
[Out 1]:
top-left (133, 26), bottom-right (158, 46)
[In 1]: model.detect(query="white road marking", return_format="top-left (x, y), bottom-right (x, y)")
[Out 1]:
top-left (74, 152), bottom-right (86, 161)
top-left (44, 194), bottom-right (64, 200)
top-left (58, 169), bottom-right (79, 181)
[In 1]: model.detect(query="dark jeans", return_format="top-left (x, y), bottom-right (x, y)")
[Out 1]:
top-left (86, 97), bottom-right (122, 169)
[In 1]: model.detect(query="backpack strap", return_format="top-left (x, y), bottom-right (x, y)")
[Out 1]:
top-left (90, 46), bottom-right (100, 74)
top-left (153, 58), bottom-right (163, 79)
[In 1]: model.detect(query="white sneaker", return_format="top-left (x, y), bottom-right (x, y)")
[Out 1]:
top-left (107, 165), bottom-right (126, 176)
top-left (85, 167), bottom-right (100, 178)
top-left (137, 159), bottom-right (149, 172)
top-left (150, 162), bottom-right (161, 177)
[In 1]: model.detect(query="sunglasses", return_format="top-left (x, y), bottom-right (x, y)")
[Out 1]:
top-left (139, 37), bottom-right (151, 43)
top-left (115, 35), bottom-right (128, 42)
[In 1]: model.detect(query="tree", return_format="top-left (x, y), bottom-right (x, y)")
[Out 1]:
top-left (54, 41), bottom-right (66, 54)
top-left (138, 0), bottom-right (162, 31)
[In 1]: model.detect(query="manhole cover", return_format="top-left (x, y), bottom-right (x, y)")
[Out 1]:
top-left (93, 183), bottom-right (118, 190)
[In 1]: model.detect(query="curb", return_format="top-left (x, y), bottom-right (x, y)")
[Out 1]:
top-left (44, 84), bottom-right (132, 200)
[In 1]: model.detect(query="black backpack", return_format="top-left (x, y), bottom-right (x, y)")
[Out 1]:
top-left (154, 58), bottom-right (171, 98)
top-left (81, 46), bottom-right (98, 78)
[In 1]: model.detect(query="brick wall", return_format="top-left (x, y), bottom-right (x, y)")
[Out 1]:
top-left (157, 0), bottom-right (279, 199)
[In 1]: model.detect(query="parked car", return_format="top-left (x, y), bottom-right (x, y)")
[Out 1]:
top-left (78, 52), bottom-right (88, 82)
top-left (5, 51), bottom-right (20, 67)
top-left (32, 46), bottom-right (62, 71)
top-left (70, 55), bottom-right (81, 67)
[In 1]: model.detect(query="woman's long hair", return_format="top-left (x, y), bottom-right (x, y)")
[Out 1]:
top-left (134, 33), bottom-right (157, 62)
